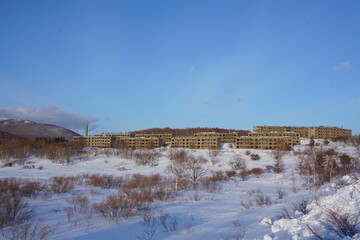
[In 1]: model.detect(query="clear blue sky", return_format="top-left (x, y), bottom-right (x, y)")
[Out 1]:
top-left (1, 0), bottom-right (359, 135)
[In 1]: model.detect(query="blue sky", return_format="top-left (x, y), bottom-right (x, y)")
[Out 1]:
top-left (0, 1), bottom-right (359, 135)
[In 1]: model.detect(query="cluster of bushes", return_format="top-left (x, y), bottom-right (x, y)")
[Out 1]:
top-left (0, 138), bottom-right (83, 165)
top-left (0, 178), bottom-right (57, 239)
top-left (240, 189), bottom-right (272, 209)
top-left (91, 174), bottom-right (174, 222)
top-left (297, 147), bottom-right (359, 190)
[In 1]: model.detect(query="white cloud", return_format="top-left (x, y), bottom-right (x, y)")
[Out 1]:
top-left (225, 84), bottom-right (237, 93)
top-left (333, 60), bottom-right (352, 71)
top-left (233, 97), bottom-right (242, 105)
top-left (0, 106), bottom-right (97, 130)
top-left (189, 64), bottom-right (196, 72)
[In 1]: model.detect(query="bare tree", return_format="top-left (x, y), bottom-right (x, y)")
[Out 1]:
top-left (185, 156), bottom-right (208, 187)
top-left (228, 154), bottom-right (247, 170)
top-left (165, 149), bottom-right (190, 191)
top-left (207, 149), bottom-right (222, 166)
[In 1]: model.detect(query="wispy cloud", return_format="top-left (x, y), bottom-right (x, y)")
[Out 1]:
top-left (333, 60), bottom-right (352, 71)
top-left (242, 73), bottom-right (256, 77)
top-left (189, 64), bottom-right (196, 72)
top-left (233, 97), bottom-right (242, 105)
top-left (225, 84), bottom-right (237, 93)
top-left (204, 99), bottom-right (212, 106)
top-left (0, 106), bottom-right (97, 130)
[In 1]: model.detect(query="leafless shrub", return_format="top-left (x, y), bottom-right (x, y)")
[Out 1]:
top-left (67, 193), bottom-right (89, 214)
top-left (65, 207), bottom-right (75, 222)
top-left (0, 193), bottom-right (34, 229)
top-left (87, 174), bottom-right (124, 189)
top-left (228, 154), bottom-right (247, 170)
top-left (238, 168), bottom-right (264, 181)
top-left (240, 200), bottom-right (253, 210)
top-left (208, 150), bottom-right (222, 166)
top-left (80, 150), bottom-right (90, 162)
top-left (321, 209), bottom-right (360, 238)
top-left (185, 223), bottom-right (194, 234)
top-left (254, 192), bottom-right (272, 207)
top-left (275, 187), bottom-right (287, 200)
top-left (121, 174), bottom-right (173, 210)
top-left (103, 148), bottom-right (114, 158)
top-left (292, 198), bottom-right (309, 214)
top-left (90, 189), bottom-right (100, 196)
top-left (44, 142), bottom-right (82, 165)
top-left (0, 178), bottom-right (20, 196)
top-left (20, 181), bottom-right (42, 197)
top-left (200, 171), bottom-right (226, 192)
top-left (245, 150), bottom-right (251, 156)
top-left (276, 208), bottom-right (293, 220)
top-left (116, 148), bottom-right (134, 159)
top-left (169, 215), bottom-right (178, 232)
top-left (250, 153), bottom-right (260, 161)
top-left (93, 194), bottom-right (135, 222)
top-left (250, 168), bottom-right (264, 177)
top-left (50, 176), bottom-right (75, 193)
top-left (159, 211), bottom-right (169, 233)
top-left (133, 150), bottom-right (160, 166)
top-left (230, 220), bottom-right (247, 240)
top-left (1, 221), bottom-right (57, 240)
top-left (226, 170), bottom-right (236, 178)
top-left (273, 158), bottom-right (285, 173)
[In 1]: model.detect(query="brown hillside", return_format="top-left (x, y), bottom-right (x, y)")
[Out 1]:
top-left (130, 127), bottom-right (249, 137)
top-left (0, 119), bottom-right (80, 140)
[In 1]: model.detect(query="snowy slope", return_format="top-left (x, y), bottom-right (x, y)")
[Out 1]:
top-left (0, 143), bottom-right (359, 240)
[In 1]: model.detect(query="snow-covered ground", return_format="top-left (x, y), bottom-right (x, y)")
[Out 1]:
top-left (1, 141), bottom-right (359, 240)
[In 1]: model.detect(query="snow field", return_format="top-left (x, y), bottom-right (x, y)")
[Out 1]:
top-left (1, 143), bottom-right (359, 240)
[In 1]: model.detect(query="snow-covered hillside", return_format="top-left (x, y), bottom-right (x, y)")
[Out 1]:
top-left (0, 141), bottom-right (359, 240)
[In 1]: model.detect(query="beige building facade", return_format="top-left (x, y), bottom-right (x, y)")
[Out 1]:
top-left (73, 136), bottom-right (115, 148)
top-left (116, 137), bottom-right (162, 149)
top-left (236, 136), bottom-right (296, 150)
top-left (307, 126), bottom-right (352, 139)
top-left (171, 137), bottom-right (220, 149)
top-left (134, 134), bottom-right (173, 143)
top-left (253, 126), bottom-right (309, 138)
top-left (253, 126), bottom-right (351, 139)
top-left (194, 132), bottom-right (239, 143)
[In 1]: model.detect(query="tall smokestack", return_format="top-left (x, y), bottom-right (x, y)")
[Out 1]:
top-left (85, 124), bottom-right (89, 136)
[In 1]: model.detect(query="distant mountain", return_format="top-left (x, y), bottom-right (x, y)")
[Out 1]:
top-left (130, 127), bottom-right (250, 136)
top-left (0, 118), bottom-right (80, 140)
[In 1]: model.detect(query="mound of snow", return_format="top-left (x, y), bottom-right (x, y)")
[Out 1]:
top-left (265, 178), bottom-right (360, 239)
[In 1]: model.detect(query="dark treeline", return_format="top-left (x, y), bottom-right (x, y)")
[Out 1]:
top-left (0, 137), bottom-right (83, 165)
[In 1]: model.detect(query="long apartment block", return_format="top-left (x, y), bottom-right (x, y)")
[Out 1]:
top-left (307, 126), bottom-right (352, 139)
top-left (194, 132), bottom-right (239, 143)
top-left (171, 137), bottom-right (220, 149)
top-left (253, 126), bottom-right (351, 139)
top-left (73, 136), bottom-right (115, 148)
top-left (134, 134), bottom-right (173, 143)
top-left (236, 136), bottom-right (296, 150)
top-left (116, 137), bottom-right (162, 149)
top-left (248, 132), bottom-right (300, 144)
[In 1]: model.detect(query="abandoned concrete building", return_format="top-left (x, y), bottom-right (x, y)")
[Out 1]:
top-left (193, 132), bottom-right (239, 143)
top-left (253, 126), bottom-right (351, 139)
top-left (73, 136), bottom-right (115, 148)
top-left (73, 125), bottom-right (352, 150)
top-left (134, 134), bottom-right (173, 144)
